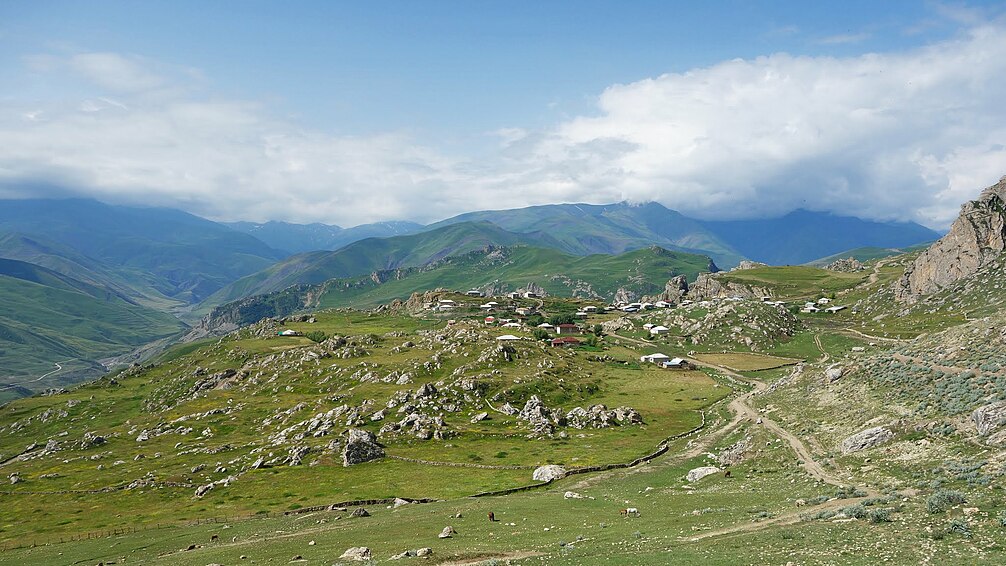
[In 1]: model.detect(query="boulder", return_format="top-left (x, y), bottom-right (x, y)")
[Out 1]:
top-left (342, 429), bottom-right (385, 466)
top-left (438, 526), bottom-right (456, 539)
top-left (840, 426), bottom-right (894, 454)
top-left (825, 366), bottom-right (843, 382)
top-left (686, 466), bottom-right (720, 482)
top-left (532, 465), bottom-right (566, 482)
top-left (416, 547), bottom-right (432, 556)
top-left (339, 547), bottom-right (372, 561)
top-left (564, 491), bottom-right (584, 499)
top-left (972, 401), bottom-right (1006, 437)
top-left (349, 507), bottom-right (370, 518)
top-left (393, 497), bottom-right (411, 508)
top-left (470, 412), bottom-right (489, 424)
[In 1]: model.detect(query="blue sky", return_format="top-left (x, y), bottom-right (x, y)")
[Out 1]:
top-left (2, 1), bottom-right (1006, 227)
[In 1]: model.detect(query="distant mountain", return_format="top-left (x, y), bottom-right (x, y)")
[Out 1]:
top-left (0, 258), bottom-right (184, 399)
top-left (700, 209), bottom-right (940, 266)
top-left (428, 202), bottom-right (745, 268)
top-left (200, 221), bottom-right (538, 309)
top-left (0, 199), bottom-right (284, 304)
top-left (194, 245), bottom-right (716, 333)
top-left (225, 220), bottom-right (424, 255)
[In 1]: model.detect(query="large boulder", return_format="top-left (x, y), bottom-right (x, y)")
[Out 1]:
top-left (342, 429), bottom-right (385, 466)
top-left (532, 465), bottom-right (566, 482)
top-left (972, 401), bottom-right (1006, 437)
top-left (840, 426), bottom-right (894, 454)
top-left (686, 466), bottom-right (720, 482)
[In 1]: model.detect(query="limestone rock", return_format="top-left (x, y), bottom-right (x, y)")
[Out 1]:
top-left (686, 466), bottom-right (720, 482)
top-left (733, 260), bottom-right (768, 271)
top-left (470, 412), bottom-right (489, 423)
top-left (342, 429), bottom-right (385, 466)
top-left (339, 546), bottom-right (372, 561)
top-left (564, 491), bottom-right (584, 499)
top-left (825, 366), bottom-right (844, 382)
top-left (896, 176), bottom-right (1006, 301)
top-left (532, 465), bottom-right (566, 482)
top-left (349, 507), bottom-right (370, 518)
top-left (438, 526), bottom-right (456, 539)
top-left (972, 401), bottom-right (1006, 437)
top-left (840, 426), bottom-right (894, 454)
top-left (825, 257), bottom-right (866, 272)
top-left (686, 273), bottom-right (770, 302)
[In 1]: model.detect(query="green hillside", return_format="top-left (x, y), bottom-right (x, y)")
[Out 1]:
top-left (0, 199), bottom-right (283, 305)
top-left (198, 245), bottom-right (715, 330)
top-left (0, 259), bottom-right (185, 398)
top-left (804, 242), bottom-right (934, 267)
top-left (200, 221), bottom-right (536, 309)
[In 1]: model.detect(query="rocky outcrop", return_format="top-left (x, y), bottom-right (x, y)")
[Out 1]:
top-left (532, 465), bottom-right (567, 482)
top-left (971, 401), bottom-right (1006, 438)
top-left (896, 176), bottom-right (1006, 301)
top-left (342, 429), bottom-right (385, 466)
top-left (651, 275), bottom-right (689, 304)
top-left (686, 273), bottom-right (772, 302)
top-left (840, 426), bottom-right (894, 454)
top-left (732, 260), bottom-right (768, 271)
top-left (825, 257), bottom-right (866, 272)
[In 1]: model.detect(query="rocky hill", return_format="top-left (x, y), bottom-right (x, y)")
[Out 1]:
top-left (896, 176), bottom-right (1006, 301)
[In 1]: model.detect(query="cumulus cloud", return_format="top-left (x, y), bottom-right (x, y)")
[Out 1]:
top-left (3, 27), bottom-right (1006, 228)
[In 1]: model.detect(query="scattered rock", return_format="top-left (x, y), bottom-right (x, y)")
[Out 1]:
top-left (470, 412), bottom-right (489, 423)
top-left (438, 526), bottom-right (456, 538)
top-left (349, 508), bottom-right (370, 518)
top-left (564, 491), bottom-right (584, 499)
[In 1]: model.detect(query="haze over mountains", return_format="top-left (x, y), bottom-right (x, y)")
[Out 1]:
top-left (0, 196), bottom-right (939, 396)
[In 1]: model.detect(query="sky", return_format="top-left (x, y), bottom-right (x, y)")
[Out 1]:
top-left (2, 1), bottom-right (1006, 229)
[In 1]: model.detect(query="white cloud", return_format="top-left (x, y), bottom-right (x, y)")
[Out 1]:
top-left (4, 27), bottom-right (1006, 229)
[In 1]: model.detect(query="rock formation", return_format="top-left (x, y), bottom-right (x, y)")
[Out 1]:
top-left (685, 273), bottom-right (772, 302)
top-left (825, 257), bottom-right (866, 272)
top-left (896, 176), bottom-right (1006, 301)
top-left (840, 426), bottom-right (894, 454)
top-left (971, 401), bottom-right (1006, 438)
top-left (342, 429), bottom-right (385, 466)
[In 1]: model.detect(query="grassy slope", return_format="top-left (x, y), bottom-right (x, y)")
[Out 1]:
top-left (201, 222), bottom-right (533, 308)
top-left (0, 310), bottom-right (726, 546)
top-left (0, 260), bottom-right (184, 388)
top-left (316, 246), bottom-right (714, 309)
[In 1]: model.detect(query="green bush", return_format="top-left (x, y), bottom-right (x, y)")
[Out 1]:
top-left (867, 508), bottom-right (893, 523)
top-left (305, 330), bottom-right (327, 343)
top-left (927, 489), bottom-right (966, 514)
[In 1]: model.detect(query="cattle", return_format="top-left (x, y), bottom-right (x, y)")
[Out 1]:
top-left (211, 534), bottom-right (219, 542)
top-left (488, 511), bottom-right (496, 522)
top-left (723, 470), bottom-right (732, 478)
top-left (620, 507), bottom-right (640, 517)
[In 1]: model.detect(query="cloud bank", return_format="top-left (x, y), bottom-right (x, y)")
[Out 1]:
top-left (3, 27), bottom-right (1006, 228)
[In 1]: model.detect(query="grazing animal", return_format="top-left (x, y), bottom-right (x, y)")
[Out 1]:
top-left (211, 534), bottom-right (219, 542)
top-left (488, 512), bottom-right (496, 522)
top-left (723, 470), bottom-right (732, 478)
top-left (620, 507), bottom-right (639, 517)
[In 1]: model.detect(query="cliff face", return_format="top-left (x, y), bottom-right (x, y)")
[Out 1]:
top-left (895, 176), bottom-right (1006, 301)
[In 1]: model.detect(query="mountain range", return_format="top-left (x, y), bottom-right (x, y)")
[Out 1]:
top-left (0, 196), bottom-right (939, 396)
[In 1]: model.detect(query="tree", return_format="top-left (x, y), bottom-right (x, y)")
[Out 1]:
top-left (305, 330), bottom-right (328, 343)
top-left (592, 324), bottom-right (604, 336)
top-left (532, 328), bottom-right (551, 341)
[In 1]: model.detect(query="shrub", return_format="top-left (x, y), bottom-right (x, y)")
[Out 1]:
top-left (840, 504), bottom-right (867, 519)
top-left (946, 518), bottom-right (972, 538)
top-left (867, 508), bottom-right (893, 524)
top-left (305, 331), bottom-right (327, 343)
top-left (927, 490), bottom-right (966, 514)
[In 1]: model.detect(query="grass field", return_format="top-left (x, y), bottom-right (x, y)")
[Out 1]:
top-left (691, 352), bottom-right (801, 372)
